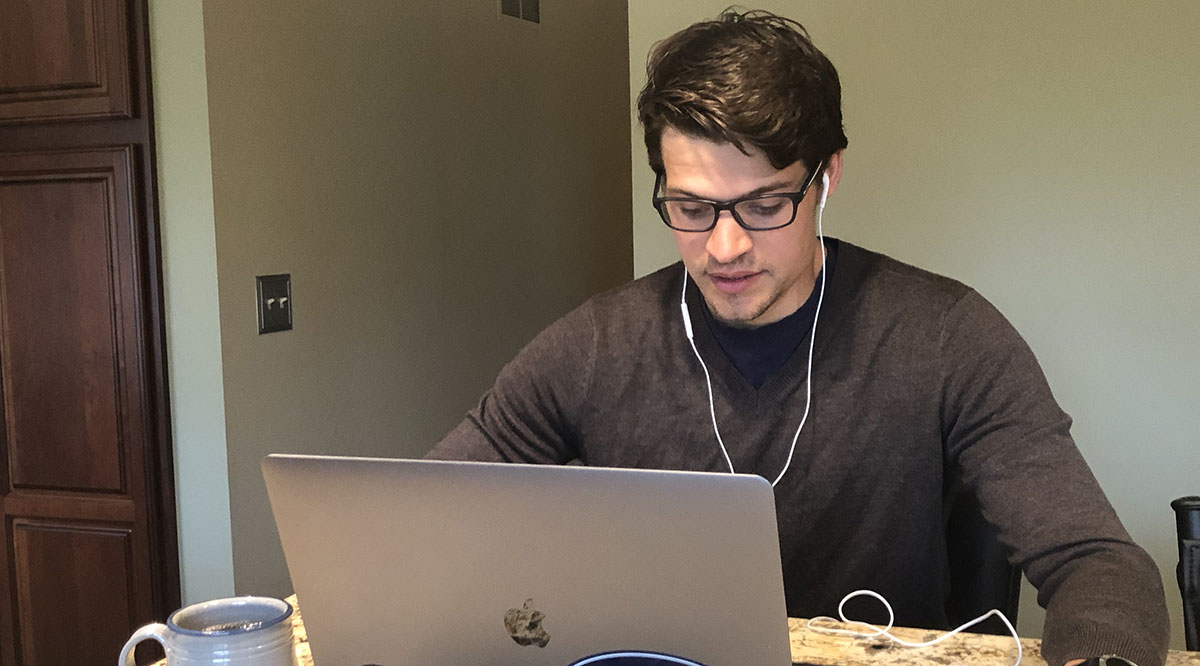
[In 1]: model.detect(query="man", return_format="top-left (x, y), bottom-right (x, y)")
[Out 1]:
top-left (429, 9), bottom-right (1169, 666)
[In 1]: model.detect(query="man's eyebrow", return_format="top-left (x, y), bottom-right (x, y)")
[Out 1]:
top-left (664, 179), bottom-right (800, 200)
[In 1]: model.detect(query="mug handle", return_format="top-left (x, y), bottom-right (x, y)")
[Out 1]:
top-left (118, 623), bottom-right (169, 666)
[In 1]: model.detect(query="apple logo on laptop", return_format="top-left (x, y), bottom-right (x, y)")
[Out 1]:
top-left (504, 598), bottom-right (551, 647)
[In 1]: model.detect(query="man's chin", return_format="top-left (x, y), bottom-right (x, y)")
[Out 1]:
top-left (706, 298), bottom-right (769, 329)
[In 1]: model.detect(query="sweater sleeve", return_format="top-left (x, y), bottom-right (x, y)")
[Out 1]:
top-left (938, 290), bottom-right (1169, 666)
top-left (425, 301), bottom-right (596, 464)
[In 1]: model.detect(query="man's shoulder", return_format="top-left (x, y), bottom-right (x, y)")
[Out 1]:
top-left (533, 263), bottom-right (681, 350)
top-left (838, 240), bottom-right (974, 310)
top-left (582, 262), bottom-right (683, 320)
top-left (835, 241), bottom-right (1025, 351)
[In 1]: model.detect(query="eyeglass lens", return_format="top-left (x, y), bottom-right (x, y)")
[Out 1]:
top-left (660, 196), bottom-right (796, 231)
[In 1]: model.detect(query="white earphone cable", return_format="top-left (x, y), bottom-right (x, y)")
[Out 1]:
top-left (675, 177), bottom-right (1022, 664)
top-left (680, 298), bottom-right (736, 474)
top-left (679, 175), bottom-right (828, 488)
top-left (770, 202), bottom-right (826, 487)
top-left (805, 589), bottom-right (1023, 666)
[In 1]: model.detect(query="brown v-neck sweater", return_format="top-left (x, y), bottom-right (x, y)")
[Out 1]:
top-left (429, 240), bottom-right (1169, 666)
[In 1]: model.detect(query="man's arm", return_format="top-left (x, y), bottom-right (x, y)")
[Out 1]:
top-left (938, 290), bottom-right (1169, 666)
top-left (426, 301), bottom-right (596, 464)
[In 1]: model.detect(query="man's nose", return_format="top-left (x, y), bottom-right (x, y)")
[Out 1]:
top-left (705, 211), bottom-right (753, 264)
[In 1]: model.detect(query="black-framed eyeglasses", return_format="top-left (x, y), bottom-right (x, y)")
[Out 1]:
top-left (651, 160), bottom-right (824, 232)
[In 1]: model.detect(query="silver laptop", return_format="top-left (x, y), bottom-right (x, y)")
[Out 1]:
top-left (262, 454), bottom-right (791, 666)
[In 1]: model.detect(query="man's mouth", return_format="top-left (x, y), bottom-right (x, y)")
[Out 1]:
top-left (708, 270), bottom-right (761, 294)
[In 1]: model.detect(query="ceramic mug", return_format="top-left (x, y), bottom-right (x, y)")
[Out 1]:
top-left (118, 596), bottom-right (295, 666)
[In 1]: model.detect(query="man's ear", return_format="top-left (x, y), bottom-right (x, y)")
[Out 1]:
top-left (822, 150), bottom-right (845, 200)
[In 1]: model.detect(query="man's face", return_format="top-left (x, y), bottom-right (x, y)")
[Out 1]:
top-left (660, 128), bottom-right (834, 328)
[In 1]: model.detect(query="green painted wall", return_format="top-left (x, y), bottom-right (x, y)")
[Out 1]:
top-left (200, 0), bottom-right (633, 596)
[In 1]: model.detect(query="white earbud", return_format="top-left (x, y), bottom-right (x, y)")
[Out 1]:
top-left (819, 171), bottom-right (829, 210)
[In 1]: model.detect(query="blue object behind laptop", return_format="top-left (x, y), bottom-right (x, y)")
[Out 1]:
top-left (569, 651), bottom-right (708, 665)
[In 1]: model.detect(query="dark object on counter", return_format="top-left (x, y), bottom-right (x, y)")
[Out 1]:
top-left (1173, 495), bottom-right (1200, 651)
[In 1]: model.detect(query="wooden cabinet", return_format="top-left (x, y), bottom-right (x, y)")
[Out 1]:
top-left (0, 1), bottom-right (179, 664)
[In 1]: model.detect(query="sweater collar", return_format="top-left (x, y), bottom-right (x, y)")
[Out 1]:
top-left (681, 238), bottom-right (866, 404)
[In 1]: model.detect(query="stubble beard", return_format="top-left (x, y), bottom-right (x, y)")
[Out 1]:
top-left (701, 278), bottom-right (780, 329)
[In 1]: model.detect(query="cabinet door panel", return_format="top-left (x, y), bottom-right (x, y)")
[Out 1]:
top-left (0, 0), bottom-right (132, 123)
top-left (0, 148), bottom-right (136, 493)
top-left (10, 519), bottom-right (136, 666)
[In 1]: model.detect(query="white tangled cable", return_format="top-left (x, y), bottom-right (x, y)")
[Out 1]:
top-left (805, 589), bottom-right (1022, 666)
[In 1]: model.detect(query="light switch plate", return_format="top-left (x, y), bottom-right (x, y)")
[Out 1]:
top-left (256, 274), bottom-right (292, 334)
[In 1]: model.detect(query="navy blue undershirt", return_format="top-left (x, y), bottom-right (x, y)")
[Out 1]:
top-left (701, 239), bottom-right (838, 389)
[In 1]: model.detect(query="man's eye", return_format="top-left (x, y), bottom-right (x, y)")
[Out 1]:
top-left (677, 204), bottom-right (710, 219)
top-left (746, 201), bottom-right (786, 216)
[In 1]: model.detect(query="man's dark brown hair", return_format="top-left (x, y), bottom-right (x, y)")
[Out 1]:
top-left (637, 8), bottom-right (849, 174)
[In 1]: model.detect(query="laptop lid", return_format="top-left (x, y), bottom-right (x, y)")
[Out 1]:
top-left (262, 454), bottom-right (791, 666)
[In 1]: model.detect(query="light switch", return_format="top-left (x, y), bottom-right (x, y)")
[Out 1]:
top-left (256, 274), bottom-right (292, 334)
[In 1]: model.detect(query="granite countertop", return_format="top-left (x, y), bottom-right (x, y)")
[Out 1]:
top-left (152, 594), bottom-right (1200, 666)
top-left (789, 616), bottom-right (1046, 666)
